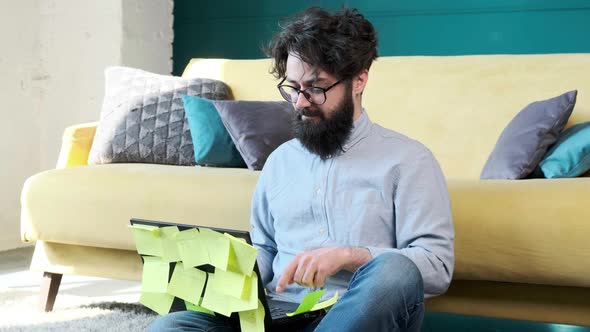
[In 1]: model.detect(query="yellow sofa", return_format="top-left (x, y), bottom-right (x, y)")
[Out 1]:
top-left (21, 54), bottom-right (590, 325)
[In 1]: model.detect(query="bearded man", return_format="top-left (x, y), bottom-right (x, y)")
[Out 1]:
top-left (150, 7), bottom-right (454, 332)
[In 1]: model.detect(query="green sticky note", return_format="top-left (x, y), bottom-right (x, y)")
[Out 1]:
top-left (225, 233), bottom-right (258, 276)
top-left (310, 291), bottom-right (338, 311)
top-left (208, 267), bottom-right (248, 299)
top-left (161, 226), bottom-right (181, 262)
top-left (176, 229), bottom-right (210, 268)
top-left (167, 262), bottom-right (207, 304)
top-left (128, 224), bottom-right (163, 257)
top-left (201, 271), bottom-right (259, 317)
top-left (185, 299), bottom-right (215, 316)
top-left (200, 228), bottom-right (231, 270)
top-left (141, 256), bottom-right (169, 293)
top-left (286, 289), bottom-right (326, 317)
top-left (239, 299), bottom-right (265, 332)
top-left (140, 292), bottom-right (175, 315)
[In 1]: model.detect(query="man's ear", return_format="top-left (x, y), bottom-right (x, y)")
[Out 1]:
top-left (353, 69), bottom-right (369, 96)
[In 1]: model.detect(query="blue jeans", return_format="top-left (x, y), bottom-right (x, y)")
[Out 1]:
top-left (148, 252), bottom-right (424, 331)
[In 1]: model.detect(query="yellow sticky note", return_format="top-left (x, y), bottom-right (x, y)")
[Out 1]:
top-left (225, 233), bottom-right (258, 276)
top-left (167, 262), bottom-right (207, 304)
top-left (129, 224), bottom-right (163, 257)
top-left (199, 228), bottom-right (231, 270)
top-left (239, 299), bottom-right (265, 332)
top-left (201, 271), bottom-right (259, 317)
top-left (141, 256), bottom-right (170, 293)
top-left (208, 268), bottom-right (248, 299)
top-left (286, 289), bottom-right (326, 317)
top-left (310, 291), bottom-right (338, 311)
top-left (176, 229), bottom-right (210, 268)
top-left (185, 299), bottom-right (215, 316)
top-left (140, 292), bottom-right (175, 315)
top-left (161, 226), bottom-right (181, 262)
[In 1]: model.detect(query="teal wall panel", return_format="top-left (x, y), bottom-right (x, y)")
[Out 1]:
top-left (172, 0), bottom-right (590, 75)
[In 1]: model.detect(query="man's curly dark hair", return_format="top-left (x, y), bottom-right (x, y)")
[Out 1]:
top-left (265, 7), bottom-right (378, 81)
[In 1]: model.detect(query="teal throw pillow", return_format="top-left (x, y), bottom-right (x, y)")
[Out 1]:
top-left (538, 122), bottom-right (590, 178)
top-left (181, 95), bottom-right (246, 168)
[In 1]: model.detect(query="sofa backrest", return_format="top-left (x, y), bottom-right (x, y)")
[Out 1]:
top-left (182, 54), bottom-right (590, 179)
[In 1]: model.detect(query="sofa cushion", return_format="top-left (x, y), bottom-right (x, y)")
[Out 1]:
top-left (181, 95), bottom-right (246, 167)
top-left (88, 67), bottom-right (231, 166)
top-left (213, 100), bottom-right (294, 170)
top-left (480, 90), bottom-right (577, 179)
top-left (21, 164), bottom-right (259, 251)
top-left (537, 121), bottom-right (590, 178)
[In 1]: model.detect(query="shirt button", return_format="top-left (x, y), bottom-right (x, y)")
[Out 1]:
top-left (316, 187), bottom-right (321, 195)
top-left (319, 228), bottom-right (325, 234)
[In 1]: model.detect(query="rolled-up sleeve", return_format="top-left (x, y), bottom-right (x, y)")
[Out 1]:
top-left (367, 147), bottom-right (455, 298)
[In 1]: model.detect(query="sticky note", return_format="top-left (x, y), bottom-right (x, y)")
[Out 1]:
top-left (176, 229), bottom-right (210, 268)
top-left (200, 228), bottom-right (231, 270)
top-left (185, 299), bottom-right (215, 316)
top-left (201, 271), bottom-right (259, 317)
top-left (225, 233), bottom-right (258, 276)
top-left (161, 226), bottom-right (181, 262)
top-left (140, 292), bottom-right (175, 315)
top-left (141, 256), bottom-right (170, 293)
top-left (310, 291), bottom-right (338, 311)
top-left (286, 289), bottom-right (326, 317)
top-left (239, 299), bottom-right (265, 332)
top-left (207, 268), bottom-right (248, 299)
top-left (128, 224), bottom-right (163, 257)
top-left (167, 262), bottom-right (207, 304)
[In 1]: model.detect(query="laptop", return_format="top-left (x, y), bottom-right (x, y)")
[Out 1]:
top-left (130, 218), bottom-right (324, 328)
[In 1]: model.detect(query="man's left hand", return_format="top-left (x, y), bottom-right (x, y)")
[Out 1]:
top-left (276, 246), bottom-right (371, 292)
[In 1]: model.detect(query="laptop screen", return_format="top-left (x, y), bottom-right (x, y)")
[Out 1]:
top-left (129, 218), bottom-right (273, 327)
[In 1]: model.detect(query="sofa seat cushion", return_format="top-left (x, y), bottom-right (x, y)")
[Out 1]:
top-left (21, 164), bottom-right (259, 251)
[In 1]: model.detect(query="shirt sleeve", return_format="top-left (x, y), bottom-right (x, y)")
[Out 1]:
top-left (250, 165), bottom-right (278, 286)
top-left (366, 146), bottom-right (455, 298)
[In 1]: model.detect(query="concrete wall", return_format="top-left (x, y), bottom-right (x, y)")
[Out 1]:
top-left (0, 0), bottom-right (43, 252)
top-left (0, 0), bottom-right (173, 252)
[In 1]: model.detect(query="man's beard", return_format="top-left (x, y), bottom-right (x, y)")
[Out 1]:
top-left (292, 87), bottom-right (355, 160)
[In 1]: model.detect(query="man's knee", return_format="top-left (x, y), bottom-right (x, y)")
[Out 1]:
top-left (360, 252), bottom-right (424, 300)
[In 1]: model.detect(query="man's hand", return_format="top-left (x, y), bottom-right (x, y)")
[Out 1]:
top-left (276, 246), bottom-right (371, 292)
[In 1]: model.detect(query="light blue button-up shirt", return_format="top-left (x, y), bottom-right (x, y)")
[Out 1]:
top-left (251, 109), bottom-right (454, 302)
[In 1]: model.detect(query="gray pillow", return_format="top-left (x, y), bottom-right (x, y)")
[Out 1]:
top-left (213, 100), bottom-right (294, 170)
top-left (88, 66), bottom-right (231, 166)
top-left (481, 90), bottom-right (577, 179)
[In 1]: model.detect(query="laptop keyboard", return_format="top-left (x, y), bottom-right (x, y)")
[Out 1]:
top-left (270, 306), bottom-right (290, 318)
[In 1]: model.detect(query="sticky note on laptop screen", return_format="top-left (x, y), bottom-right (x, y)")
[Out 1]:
top-left (199, 228), bottom-right (231, 270)
top-left (129, 224), bottom-right (163, 257)
top-left (166, 262), bottom-right (207, 304)
top-left (224, 233), bottom-right (258, 276)
top-left (160, 226), bottom-right (181, 262)
top-left (176, 228), bottom-right (210, 268)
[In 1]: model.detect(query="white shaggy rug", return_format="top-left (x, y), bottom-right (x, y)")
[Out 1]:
top-left (0, 289), bottom-right (158, 332)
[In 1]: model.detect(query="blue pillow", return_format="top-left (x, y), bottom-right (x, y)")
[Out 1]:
top-left (538, 122), bottom-right (590, 178)
top-left (181, 95), bottom-right (246, 168)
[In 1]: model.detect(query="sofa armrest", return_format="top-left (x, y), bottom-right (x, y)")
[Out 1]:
top-left (449, 178), bottom-right (590, 288)
top-left (56, 122), bottom-right (99, 168)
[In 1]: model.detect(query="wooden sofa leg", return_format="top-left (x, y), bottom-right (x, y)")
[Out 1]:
top-left (39, 272), bottom-right (62, 312)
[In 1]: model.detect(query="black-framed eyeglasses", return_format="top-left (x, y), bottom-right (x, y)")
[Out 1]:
top-left (277, 77), bottom-right (342, 105)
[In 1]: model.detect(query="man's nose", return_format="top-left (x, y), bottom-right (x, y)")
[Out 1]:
top-left (294, 92), bottom-right (311, 109)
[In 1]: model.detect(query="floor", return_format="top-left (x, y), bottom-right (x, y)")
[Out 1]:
top-left (0, 246), bottom-right (142, 305)
top-left (1, 246), bottom-right (588, 331)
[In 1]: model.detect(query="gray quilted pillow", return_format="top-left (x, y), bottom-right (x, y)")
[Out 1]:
top-left (88, 67), bottom-right (231, 166)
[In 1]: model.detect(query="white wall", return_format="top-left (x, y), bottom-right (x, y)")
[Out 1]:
top-left (0, 0), bottom-right (173, 252)
top-left (0, 0), bottom-right (43, 252)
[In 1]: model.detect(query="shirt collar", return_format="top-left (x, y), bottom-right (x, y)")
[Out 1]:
top-left (341, 108), bottom-right (371, 153)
